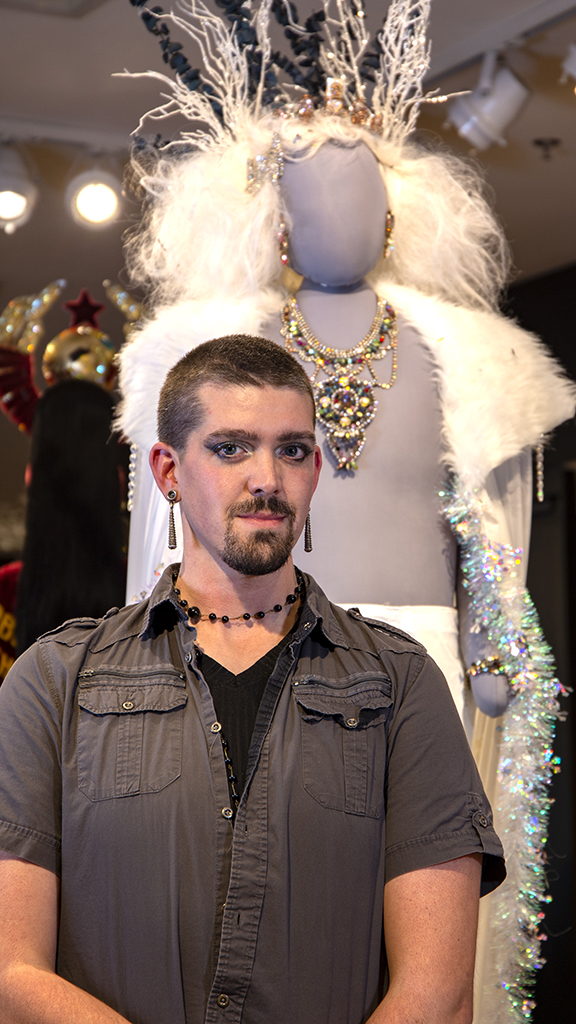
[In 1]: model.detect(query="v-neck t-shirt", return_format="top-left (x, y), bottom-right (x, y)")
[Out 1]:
top-left (197, 628), bottom-right (296, 796)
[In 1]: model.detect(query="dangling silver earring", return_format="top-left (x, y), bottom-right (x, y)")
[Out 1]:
top-left (167, 489), bottom-right (178, 550)
top-left (304, 510), bottom-right (313, 552)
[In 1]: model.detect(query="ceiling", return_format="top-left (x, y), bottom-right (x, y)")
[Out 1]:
top-left (420, 7), bottom-right (576, 281)
top-left (0, 0), bottom-right (107, 14)
top-left (0, 0), bottom-right (575, 278)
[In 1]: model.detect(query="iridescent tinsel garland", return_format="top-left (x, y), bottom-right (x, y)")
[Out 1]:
top-left (441, 479), bottom-right (566, 1023)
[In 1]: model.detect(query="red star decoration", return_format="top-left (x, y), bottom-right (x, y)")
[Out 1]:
top-left (63, 289), bottom-right (105, 328)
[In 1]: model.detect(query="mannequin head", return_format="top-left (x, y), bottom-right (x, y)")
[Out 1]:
top-left (127, 114), bottom-right (509, 313)
top-left (281, 140), bottom-right (387, 287)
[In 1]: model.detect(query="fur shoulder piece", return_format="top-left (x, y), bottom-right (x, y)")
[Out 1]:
top-left (118, 283), bottom-right (576, 488)
top-left (382, 283), bottom-right (576, 489)
top-left (116, 290), bottom-right (282, 450)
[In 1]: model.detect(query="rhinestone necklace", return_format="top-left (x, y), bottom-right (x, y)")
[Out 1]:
top-left (172, 571), bottom-right (304, 624)
top-left (280, 294), bottom-right (398, 471)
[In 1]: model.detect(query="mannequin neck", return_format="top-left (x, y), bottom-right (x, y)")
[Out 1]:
top-left (297, 277), bottom-right (372, 296)
top-left (290, 278), bottom-right (379, 347)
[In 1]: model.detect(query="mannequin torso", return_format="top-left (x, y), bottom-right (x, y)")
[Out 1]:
top-left (262, 285), bottom-right (456, 605)
top-left (262, 139), bottom-right (457, 606)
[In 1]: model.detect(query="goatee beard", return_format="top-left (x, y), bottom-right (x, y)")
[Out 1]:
top-left (220, 496), bottom-right (296, 576)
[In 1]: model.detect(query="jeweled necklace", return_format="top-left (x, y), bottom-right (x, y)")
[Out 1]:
top-left (280, 294), bottom-right (398, 471)
top-left (172, 571), bottom-right (304, 624)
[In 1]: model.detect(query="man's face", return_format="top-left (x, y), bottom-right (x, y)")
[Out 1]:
top-left (170, 384), bottom-right (320, 577)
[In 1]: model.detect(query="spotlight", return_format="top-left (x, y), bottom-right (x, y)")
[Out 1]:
top-left (66, 169), bottom-right (122, 228)
top-left (560, 42), bottom-right (576, 90)
top-left (0, 146), bottom-right (38, 234)
top-left (447, 52), bottom-right (530, 151)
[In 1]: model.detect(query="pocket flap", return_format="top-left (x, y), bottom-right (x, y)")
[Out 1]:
top-left (294, 674), bottom-right (391, 726)
top-left (78, 680), bottom-right (187, 716)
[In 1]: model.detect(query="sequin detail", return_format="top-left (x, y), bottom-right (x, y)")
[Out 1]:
top-left (442, 480), bottom-right (566, 1022)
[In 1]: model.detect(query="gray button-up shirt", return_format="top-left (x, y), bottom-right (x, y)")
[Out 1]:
top-left (0, 567), bottom-right (504, 1024)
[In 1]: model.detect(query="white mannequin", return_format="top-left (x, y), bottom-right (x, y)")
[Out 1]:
top-left (117, 0), bottom-right (576, 1008)
top-left (262, 139), bottom-right (506, 727)
top-left (118, 123), bottom-right (575, 1024)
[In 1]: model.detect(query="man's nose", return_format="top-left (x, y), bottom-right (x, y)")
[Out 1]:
top-left (247, 451), bottom-right (281, 496)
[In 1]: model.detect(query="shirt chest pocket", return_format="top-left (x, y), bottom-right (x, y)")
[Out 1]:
top-left (77, 668), bottom-right (188, 802)
top-left (293, 673), bottom-right (392, 818)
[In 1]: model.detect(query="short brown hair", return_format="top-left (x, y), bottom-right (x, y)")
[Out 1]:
top-left (157, 334), bottom-right (315, 453)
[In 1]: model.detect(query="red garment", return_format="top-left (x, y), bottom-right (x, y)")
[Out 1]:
top-left (0, 347), bottom-right (39, 434)
top-left (0, 561), bottom-right (22, 682)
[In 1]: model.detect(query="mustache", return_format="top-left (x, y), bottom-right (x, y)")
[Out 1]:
top-left (227, 495), bottom-right (296, 519)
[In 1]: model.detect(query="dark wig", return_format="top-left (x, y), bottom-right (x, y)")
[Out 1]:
top-left (16, 380), bottom-right (126, 654)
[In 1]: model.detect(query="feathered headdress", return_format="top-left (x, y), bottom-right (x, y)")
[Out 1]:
top-left (123, 0), bottom-right (506, 313)
top-left (126, 0), bottom-right (436, 151)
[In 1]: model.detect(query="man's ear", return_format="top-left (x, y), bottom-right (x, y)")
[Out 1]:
top-left (149, 442), bottom-right (180, 497)
top-left (312, 444), bottom-right (322, 496)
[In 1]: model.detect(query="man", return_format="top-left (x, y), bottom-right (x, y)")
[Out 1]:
top-left (0, 336), bottom-right (504, 1024)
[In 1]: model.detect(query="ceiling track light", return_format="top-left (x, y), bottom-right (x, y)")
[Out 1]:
top-left (65, 167), bottom-right (122, 229)
top-left (533, 137), bottom-right (561, 160)
top-left (560, 42), bottom-right (576, 91)
top-left (0, 146), bottom-right (38, 234)
top-left (447, 52), bottom-right (530, 151)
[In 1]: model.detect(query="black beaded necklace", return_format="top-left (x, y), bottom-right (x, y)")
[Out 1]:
top-left (172, 570), bottom-right (305, 625)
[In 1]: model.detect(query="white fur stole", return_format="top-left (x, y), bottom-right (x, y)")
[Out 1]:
top-left (117, 284), bottom-right (576, 491)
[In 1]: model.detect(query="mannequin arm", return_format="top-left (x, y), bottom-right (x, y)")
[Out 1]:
top-left (456, 451), bottom-right (533, 717)
top-left (457, 572), bottom-right (510, 717)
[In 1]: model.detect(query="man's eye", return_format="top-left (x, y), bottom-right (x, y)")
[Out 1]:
top-left (281, 444), bottom-right (311, 461)
top-left (213, 443), bottom-right (244, 458)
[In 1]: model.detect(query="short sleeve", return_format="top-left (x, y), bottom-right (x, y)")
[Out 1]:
top-left (383, 651), bottom-right (505, 897)
top-left (0, 643), bottom-right (62, 874)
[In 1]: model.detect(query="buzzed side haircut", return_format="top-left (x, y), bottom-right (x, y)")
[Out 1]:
top-left (157, 334), bottom-right (316, 454)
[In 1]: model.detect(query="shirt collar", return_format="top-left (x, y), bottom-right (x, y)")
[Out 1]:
top-left (293, 571), bottom-right (349, 648)
top-left (140, 563), bottom-right (347, 641)
top-left (139, 563), bottom-right (188, 640)
top-left (140, 564), bottom-right (376, 654)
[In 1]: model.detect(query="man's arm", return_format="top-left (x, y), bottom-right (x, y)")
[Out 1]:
top-left (0, 852), bottom-right (132, 1024)
top-left (368, 854), bottom-right (482, 1024)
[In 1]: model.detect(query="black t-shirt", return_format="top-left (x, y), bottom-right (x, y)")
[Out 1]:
top-left (198, 627), bottom-right (296, 797)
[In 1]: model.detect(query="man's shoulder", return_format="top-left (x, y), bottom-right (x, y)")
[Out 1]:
top-left (344, 606), bottom-right (427, 654)
top-left (333, 604), bottom-right (428, 658)
top-left (303, 575), bottom-right (427, 660)
top-left (300, 582), bottom-right (442, 711)
top-left (35, 601), bottom-right (147, 653)
top-left (35, 565), bottom-right (178, 655)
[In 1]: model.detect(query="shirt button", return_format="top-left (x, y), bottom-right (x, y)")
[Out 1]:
top-left (122, 701), bottom-right (134, 711)
top-left (211, 722), bottom-right (222, 733)
top-left (346, 717), bottom-right (358, 728)
top-left (303, 622), bottom-right (311, 631)
top-left (477, 813), bottom-right (488, 827)
top-left (184, 652), bottom-right (192, 664)
top-left (217, 994), bottom-right (230, 1008)
top-left (222, 807), bottom-right (233, 819)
